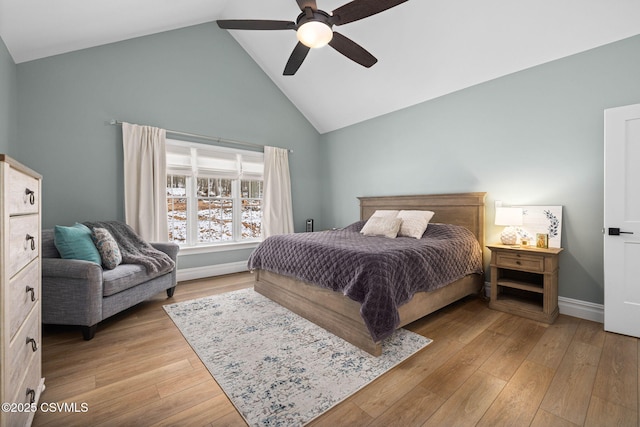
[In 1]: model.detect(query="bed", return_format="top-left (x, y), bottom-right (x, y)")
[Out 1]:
top-left (250, 192), bottom-right (486, 356)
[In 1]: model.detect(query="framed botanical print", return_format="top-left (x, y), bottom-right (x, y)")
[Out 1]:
top-left (514, 205), bottom-right (563, 248)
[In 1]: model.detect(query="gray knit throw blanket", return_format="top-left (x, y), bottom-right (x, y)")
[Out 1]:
top-left (84, 221), bottom-right (175, 274)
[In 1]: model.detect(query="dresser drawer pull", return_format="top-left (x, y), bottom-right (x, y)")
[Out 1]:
top-left (26, 286), bottom-right (36, 302)
top-left (516, 261), bottom-right (521, 265)
top-left (25, 234), bottom-right (36, 250)
top-left (26, 337), bottom-right (38, 352)
top-left (26, 388), bottom-right (36, 404)
top-left (25, 188), bottom-right (36, 205)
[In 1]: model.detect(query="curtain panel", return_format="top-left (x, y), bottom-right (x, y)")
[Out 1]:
top-left (263, 146), bottom-right (294, 238)
top-left (122, 122), bottom-right (169, 242)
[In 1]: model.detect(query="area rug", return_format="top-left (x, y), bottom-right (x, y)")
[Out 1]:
top-left (163, 288), bottom-right (431, 426)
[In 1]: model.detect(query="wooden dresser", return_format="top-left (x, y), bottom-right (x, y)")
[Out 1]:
top-left (0, 155), bottom-right (44, 427)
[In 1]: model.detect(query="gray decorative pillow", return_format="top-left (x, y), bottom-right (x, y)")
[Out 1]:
top-left (92, 227), bottom-right (122, 269)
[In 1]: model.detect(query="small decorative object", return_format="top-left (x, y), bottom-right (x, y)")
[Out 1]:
top-left (536, 233), bottom-right (549, 248)
top-left (495, 207), bottom-right (523, 245)
top-left (520, 238), bottom-right (529, 246)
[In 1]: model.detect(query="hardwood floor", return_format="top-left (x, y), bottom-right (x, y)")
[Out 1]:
top-left (33, 272), bottom-right (638, 426)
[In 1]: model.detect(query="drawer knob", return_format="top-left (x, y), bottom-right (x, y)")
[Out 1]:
top-left (26, 337), bottom-right (38, 352)
top-left (25, 188), bottom-right (35, 205)
top-left (26, 286), bottom-right (36, 302)
top-left (25, 234), bottom-right (36, 251)
top-left (516, 261), bottom-right (521, 265)
top-left (26, 388), bottom-right (36, 404)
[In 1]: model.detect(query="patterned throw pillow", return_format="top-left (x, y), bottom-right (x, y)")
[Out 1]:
top-left (91, 227), bottom-right (122, 270)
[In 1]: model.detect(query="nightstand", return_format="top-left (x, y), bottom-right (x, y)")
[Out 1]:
top-left (487, 244), bottom-right (563, 324)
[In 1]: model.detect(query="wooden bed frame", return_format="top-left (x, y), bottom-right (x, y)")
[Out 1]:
top-left (254, 192), bottom-right (486, 356)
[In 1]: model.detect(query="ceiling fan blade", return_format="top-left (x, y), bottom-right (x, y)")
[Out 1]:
top-left (296, 0), bottom-right (317, 11)
top-left (217, 20), bottom-right (296, 30)
top-left (331, 0), bottom-right (408, 26)
top-left (283, 42), bottom-right (311, 75)
top-left (328, 32), bottom-right (377, 68)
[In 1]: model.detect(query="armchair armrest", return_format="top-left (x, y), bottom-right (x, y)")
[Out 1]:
top-left (150, 242), bottom-right (179, 261)
top-left (41, 258), bottom-right (104, 327)
top-left (42, 258), bottom-right (103, 281)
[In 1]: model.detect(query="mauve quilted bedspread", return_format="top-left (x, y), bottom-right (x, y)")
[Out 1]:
top-left (247, 221), bottom-right (483, 342)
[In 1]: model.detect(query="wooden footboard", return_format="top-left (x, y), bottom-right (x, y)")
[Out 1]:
top-left (254, 269), bottom-right (483, 356)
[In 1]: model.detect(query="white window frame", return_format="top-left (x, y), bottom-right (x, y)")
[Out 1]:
top-left (166, 139), bottom-right (264, 254)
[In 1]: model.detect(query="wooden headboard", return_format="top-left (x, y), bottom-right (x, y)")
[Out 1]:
top-left (358, 192), bottom-right (486, 247)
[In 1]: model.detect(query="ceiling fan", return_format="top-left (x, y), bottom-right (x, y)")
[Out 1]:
top-left (217, 0), bottom-right (409, 75)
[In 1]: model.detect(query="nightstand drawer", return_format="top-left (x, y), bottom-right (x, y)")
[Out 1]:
top-left (495, 252), bottom-right (544, 272)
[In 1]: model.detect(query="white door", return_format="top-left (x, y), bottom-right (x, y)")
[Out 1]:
top-left (604, 103), bottom-right (640, 337)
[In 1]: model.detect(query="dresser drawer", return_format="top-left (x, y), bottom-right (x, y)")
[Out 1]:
top-left (495, 251), bottom-right (544, 272)
top-left (7, 307), bottom-right (41, 394)
top-left (8, 259), bottom-right (40, 341)
top-left (7, 166), bottom-right (39, 215)
top-left (5, 354), bottom-right (42, 427)
top-left (8, 215), bottom-right (39, 278)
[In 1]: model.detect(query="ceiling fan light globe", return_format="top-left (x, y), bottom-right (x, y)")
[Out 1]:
top-left (297, 21), bottom-right (333, 48)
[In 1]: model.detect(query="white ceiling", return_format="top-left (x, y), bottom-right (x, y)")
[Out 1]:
top-left (1, 0), bottom-right (639, 134)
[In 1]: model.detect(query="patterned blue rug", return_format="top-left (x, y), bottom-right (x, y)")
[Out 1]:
top-left (164, 288), bottom-right (431, 426)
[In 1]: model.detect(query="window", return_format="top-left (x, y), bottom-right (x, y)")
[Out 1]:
top-left (166, 139), bottom-right (264, 247)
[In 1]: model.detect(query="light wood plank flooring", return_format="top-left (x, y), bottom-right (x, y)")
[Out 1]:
top-left (33, 272), bottom-right (638, 426)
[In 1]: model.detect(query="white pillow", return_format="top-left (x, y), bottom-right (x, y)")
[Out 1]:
top-left (370, 210), bottom-right (399, 218)
top-left (397, 210), bottom-right (435, 239)
top-left (360, 216), bottom-right (402, 238)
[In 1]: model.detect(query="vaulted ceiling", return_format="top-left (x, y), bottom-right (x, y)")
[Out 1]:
top-left (1, 0), bottom-right (639, 133)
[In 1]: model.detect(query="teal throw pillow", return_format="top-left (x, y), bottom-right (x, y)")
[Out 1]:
top-left (91, 227), bottom-right (122, 270)
top-left (54, 223), bottom-right (102, 265)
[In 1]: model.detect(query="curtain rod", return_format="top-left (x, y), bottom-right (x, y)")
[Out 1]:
top-left (109, 120), bottom-right (292, 153)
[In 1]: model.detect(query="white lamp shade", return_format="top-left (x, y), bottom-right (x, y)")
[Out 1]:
top-left (297, 21), bottom-right (333, 48)
top-left (495, 207), bottom-right (523, 226)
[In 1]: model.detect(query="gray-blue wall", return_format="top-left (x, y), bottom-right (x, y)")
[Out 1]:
top-left (0, 36), bottom-right (16, 154)
top-left (320, 34), bottom-right (640, 305)
top-left (14, 23), bottom-right (322, 270)
top-left (8, 21), bottom-right (640, 304)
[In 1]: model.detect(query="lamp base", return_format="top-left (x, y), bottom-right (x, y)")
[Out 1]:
top-left (500, 226), bottom-right (518, 245)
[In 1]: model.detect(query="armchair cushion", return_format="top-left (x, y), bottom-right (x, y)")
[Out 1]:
top-left (102, 264), bottom-right (167, 297)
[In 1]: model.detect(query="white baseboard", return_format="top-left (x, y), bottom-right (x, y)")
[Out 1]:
top-left (483, 282), bottom-right (604, 324)
top-left (558, 296), bottom-right (604, 323)
top-left (177, 261), bottom-right (249, 282)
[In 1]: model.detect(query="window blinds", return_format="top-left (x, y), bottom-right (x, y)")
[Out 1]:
top-left (166, 139), bottom-right (264, 180)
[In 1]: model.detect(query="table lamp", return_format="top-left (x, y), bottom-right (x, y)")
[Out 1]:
top-left (495, 207), bottom-right (523, 245)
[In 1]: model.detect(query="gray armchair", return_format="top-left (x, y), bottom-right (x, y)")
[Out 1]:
top-left (41, 229), bottom-right (179, 340)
